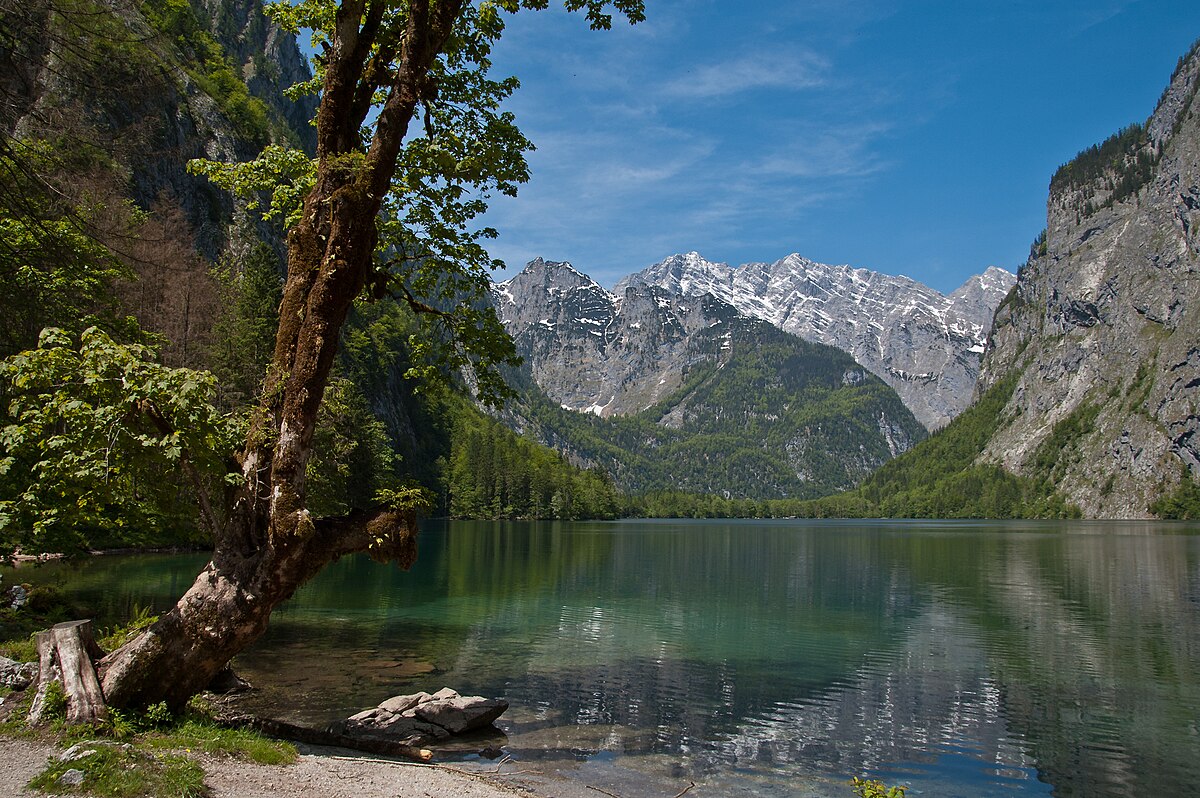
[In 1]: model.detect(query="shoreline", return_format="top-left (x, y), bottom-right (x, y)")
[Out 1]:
top-left (7, 545), bottom-right (212, 564)
top-left (0, 734), bottom-right (582, 798)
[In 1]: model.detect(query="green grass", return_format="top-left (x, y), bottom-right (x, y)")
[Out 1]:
top-left (0, 631), bottom-right (37, 663)
top-left (14, 703), bottom-right (296, 797)
top-left (41, 697), bottom-right (297, 766)
top-left (28, 742), bottom-right (206, 798)
top-left (143, 718), bottom-right (297, 765)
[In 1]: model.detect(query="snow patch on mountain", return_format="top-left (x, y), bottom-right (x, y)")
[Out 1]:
top-left (615, 252), bottom-right (1015, 429)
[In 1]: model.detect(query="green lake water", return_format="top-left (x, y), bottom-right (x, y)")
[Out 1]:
top-left (6, 518), bottom-right (1200, 797)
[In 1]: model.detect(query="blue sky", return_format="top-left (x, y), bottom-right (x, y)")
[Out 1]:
top-left (476, 0), bottom-right (1200, 293)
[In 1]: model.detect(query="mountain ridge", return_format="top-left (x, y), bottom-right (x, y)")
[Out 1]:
top-left (615, 251), bottom-right (1014, 430)
top-left (492, 257), bottom-right (927, 498)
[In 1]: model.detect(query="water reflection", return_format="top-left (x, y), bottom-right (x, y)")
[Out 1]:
top-left (6, 520), bottom-right (1200, 797)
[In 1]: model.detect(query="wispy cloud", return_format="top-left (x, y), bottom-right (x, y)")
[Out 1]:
top-left (1074, 1), bottom-right (1134, 33)
top-left (661, 51), bottom-right (829, 99)
top-left (746, 122), bottom-right (892, 180)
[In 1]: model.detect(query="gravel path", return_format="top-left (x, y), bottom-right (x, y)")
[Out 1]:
top-left (0, 738), bottom-right (52, 796)
top-left (200, 746), bottom-right (534, 798)
top-left (0, 737), bottom-right (539, 798)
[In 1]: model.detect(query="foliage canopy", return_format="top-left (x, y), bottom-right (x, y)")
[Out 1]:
top-left (0, 327), bottom-right (240, 557)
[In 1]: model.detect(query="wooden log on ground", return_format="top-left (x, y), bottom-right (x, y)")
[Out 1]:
top-left (216, 713), bottom-right (434, 762)
top-left (27, 620), bottom-right (108, 726)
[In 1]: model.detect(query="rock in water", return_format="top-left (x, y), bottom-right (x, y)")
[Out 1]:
top-left (331, 688), bottom-right (509, 746)
top-left (413, 693), bottom-right (509, 735)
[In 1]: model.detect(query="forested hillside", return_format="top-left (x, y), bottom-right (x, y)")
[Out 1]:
top-left (505, 306), bottom-right (926, 500)
top-left (496, 260), bottom-right (927, 500)
top-left (625, 374), bottom-right (1078, 519)
top-left (0, 0), bottom-right (628, 555)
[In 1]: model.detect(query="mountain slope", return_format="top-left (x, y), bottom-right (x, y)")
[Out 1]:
top-left (973, 39), bottom-right (1200, 518)
top-left (495, 259), bottom-right (927, 498)
top-left (618, 252), bottom-right (1014, 430)
top-left (497, 257), bottom-right (759, 416)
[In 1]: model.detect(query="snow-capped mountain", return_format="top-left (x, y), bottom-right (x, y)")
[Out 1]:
top-left (493, 258), bottom-right (927, 497)
top-left (494, 257), bottom-right (737, 416)
top-left (616, 252), bottom-right (1015, 429)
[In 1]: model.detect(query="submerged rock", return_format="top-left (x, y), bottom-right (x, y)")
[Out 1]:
top-left (330, 688), bottom-right (508, 747)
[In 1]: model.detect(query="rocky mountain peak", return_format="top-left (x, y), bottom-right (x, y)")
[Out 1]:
top-left (947, 266), bottom-right (1018, 321)
top-left (495, 257), bottom-right (927, 497)
top-left (621, 252), bottom-right (1014, 429)
top-left (616, 251), bottom-right (731, 297)
top-left (501, 257), bottom-right (604, 295)
top-left (1148, 40), bottom-right (1200, 145)
top-left (497, 258), bottom-right (735, 416)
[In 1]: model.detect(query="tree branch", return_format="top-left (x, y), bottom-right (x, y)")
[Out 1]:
top-left (314, 505), bottom-right (418, 568)
top-left (364, 0), bottom-right (465, 200)
top-left (394, 282), bottom-right (451, 319)
top-left (136, 398), bottom-right (223, 537)
top-left (348, 0), bottom-right (393, 125)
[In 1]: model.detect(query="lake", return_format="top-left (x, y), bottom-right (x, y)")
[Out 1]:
top-left (6, 519), bottom-right (1200, 797)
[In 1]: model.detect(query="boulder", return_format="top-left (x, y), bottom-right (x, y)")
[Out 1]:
top-left (57, 744), bottom-right (98, 763)
top-left (413, 694), bottom-right (508, 734)
top-left (57, 769), bottom-right (85, 787)
top-left (0, 656), bottom-right (36, 690)
top-left (331, 687), bottom-right (509, 747)
top-left (378, 691), bottom-right (431, 714)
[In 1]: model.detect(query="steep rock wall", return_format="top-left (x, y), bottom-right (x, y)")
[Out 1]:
top-left (977, 43), bottom-right (1200, 518)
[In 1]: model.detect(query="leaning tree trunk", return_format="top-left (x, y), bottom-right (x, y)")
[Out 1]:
top-left (96, 175), bottom-right (402, 709)
top-left (95, 0), bottom-right (466, 710)
top-left (98, 508), bottom-right (417, 709)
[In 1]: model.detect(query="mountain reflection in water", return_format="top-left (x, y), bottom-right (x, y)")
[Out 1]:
top-left (9, 519), bottom-right (1198, 797)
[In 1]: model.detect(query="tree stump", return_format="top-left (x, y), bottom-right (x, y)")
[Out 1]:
top-left (28, 620), bottom-right (108, 726)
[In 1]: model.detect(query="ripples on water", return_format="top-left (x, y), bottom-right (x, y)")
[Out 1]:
top-left (7, 519), bottom-right (1200, 798)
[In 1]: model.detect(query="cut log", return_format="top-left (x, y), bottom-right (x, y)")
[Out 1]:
top-left (27, 620), bottom-right (108, 726)
top-left (215, 713), bottom-right (434, 762)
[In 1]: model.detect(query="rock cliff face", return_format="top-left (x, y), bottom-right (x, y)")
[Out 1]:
top-left (977, 42), bottom-right (1200, 518)
top-left (5, 0), bottom-right (314, 258)
top-left (190, 0), bottom-right (318, 153)
top-left (619, 253), bottom-right (1014, 431)
top-left (496, 258), bottom-right (741, 416)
